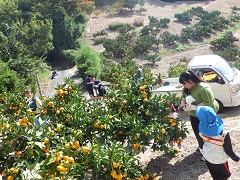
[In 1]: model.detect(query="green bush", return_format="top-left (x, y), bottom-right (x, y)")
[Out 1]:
top-left (94, 36), bottom-right (109, 44)
top-left (93, 30), bottom-right (108, 37)
top-left (0, 61), bottom-right (21, 93)
top-left (108, 22), bottom-right (126, 30)
top-left (75, 46), bottom-right (102, 79)
top-left (168, 63), bottom-right (187, 77)
top-left (62, 49), bottom-right (77, 65)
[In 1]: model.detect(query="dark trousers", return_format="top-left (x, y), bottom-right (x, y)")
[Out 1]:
top-left (190, 115), bottom-right (204, 149)
top-left (205, 160), bottom-right (231, 180)
top-left (87, 89), bottom-right (94, 97)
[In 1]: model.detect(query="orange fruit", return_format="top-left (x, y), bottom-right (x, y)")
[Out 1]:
top-left (82, 147), bottom-right (89, 153)
top-left (71, 144), bottom-right (77, 150)
top-left (7, 175), bottom-right (14, 180)
top-left (74, 140), bottom-right (80, 147)
top-left (161, 128), bottom-right (166, 134)
top-left (44, 138), bottom-right (49, 143)
top-left (13, 169), bottom-right (19, 174)
top-left (68, 86), bottom-right (72, 91)
top-left (55, 109), bottom-right (60, 114)
top-left (59, 107), bottom-right (64, 112)
top-left (58, 89), bottom-right (64, 95)
top-left (171, 122), bottom-right (176, 127)
top-left (48, 101), bottom-right (54, 107)
top-left (20, 123), bottom-right (27, 128)
top-left (93, 122), bottom-right (98, 128)
top-left (113, 162), bottom-right (119, 168)
top-left (65, 143), bottom-right (70, 149)
top-left (143, 85), bottom-right (148, 89)
top-left (111, 170), bottom-right (117, 177)
top-left (42, 109), bottom-right (48, 114)
top-left (121, 100), bottom-right (127, 105)
top-left (143, 98), bottom-right (148, 103)
top-left (15, 151), bottom-right (22, 156)
top-left (56, 165), bottom-right (67, 173)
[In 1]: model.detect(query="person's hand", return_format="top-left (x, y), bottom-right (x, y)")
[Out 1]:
top-left (178, 104), bottom-right (185, 111)
top-left (183, 105), bottom-right (196, 112)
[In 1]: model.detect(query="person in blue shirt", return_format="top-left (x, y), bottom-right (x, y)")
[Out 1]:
top-left (85, 74), bottom-right (95, 99)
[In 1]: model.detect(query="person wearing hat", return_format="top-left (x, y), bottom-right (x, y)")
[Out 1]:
top-left (196, 106), bottom-right (240, 179)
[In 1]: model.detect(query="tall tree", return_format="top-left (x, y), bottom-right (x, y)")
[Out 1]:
top-left (32, 0), bottom-right (86, 59)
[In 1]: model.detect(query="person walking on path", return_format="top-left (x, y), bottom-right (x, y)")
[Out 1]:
top-left (196, 106), bottom-right (240, 179)
top-left (178, 70), bottom-right (219, 153)
top-left (85, 74), bottom-right (95, 99)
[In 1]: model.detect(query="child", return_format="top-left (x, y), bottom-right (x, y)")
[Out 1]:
top-left (196, 106), bottom-right (240, 180)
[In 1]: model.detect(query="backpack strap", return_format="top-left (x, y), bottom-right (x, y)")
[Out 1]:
top-left (200, 131), bottom-right (228, 146)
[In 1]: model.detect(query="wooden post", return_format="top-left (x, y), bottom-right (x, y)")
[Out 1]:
top-left (35, 73), bottom-right (43, 97)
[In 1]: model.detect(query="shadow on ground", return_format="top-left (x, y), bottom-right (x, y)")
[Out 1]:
top-left (145, 150), bottom-right (208, 180)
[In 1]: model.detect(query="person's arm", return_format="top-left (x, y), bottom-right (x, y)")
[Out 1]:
top-left (86, 78), bottom-right (93, 85)
top-left (223, 133), bottom-right (240, 162)
top-left (178, 89), bottom-right (186, 110)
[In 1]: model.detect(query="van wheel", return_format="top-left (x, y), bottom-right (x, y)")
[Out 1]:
top-left (216, 99), bottom-right (224, 113)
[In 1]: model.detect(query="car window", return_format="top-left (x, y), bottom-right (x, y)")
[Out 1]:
top-left (193, 69), bottom-right (220, 83)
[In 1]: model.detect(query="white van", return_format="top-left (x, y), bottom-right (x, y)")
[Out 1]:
top-left (153, 55), bottom-right (240, 112)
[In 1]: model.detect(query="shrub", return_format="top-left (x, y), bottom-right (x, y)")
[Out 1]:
top-left (117, 24), bottom-right (135, 34)
top-left (92, 30), bottom-right (108, 37)
top-left (133, 17), bottom-right (144, 27)
top-left (94, 35), bottom-right (108, 44)
top-left (168, 63), bottom-right (187, 77)
top-left (62, 49), bottom-right (76, 65)
top-left (75, 46), bottom-right (102, 78)
top-left (108, 22), bottom-right (126, 30)
top-left (0, 61), bottom-right (20, 93)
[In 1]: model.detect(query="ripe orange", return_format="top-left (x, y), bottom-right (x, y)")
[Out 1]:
top-left (56, 165), bottom-right (67, 173)
top-left (44, 138), bottom-right (49, 143)
top-left (42, 109), bottom-right (48, 114)
top-left (161, 128), bottom-right (166, 134)
top-left (74, 140), bottom-right (80, 147)
top-left (121, 100), bottom-right (127, 105)
top-left (93, 122), bottom-right (98, 128)
top-left (113, 162), bottom-right (119, 168)
top-left (71, 144), bottom-right (77, 150)
top-left (59, 107), bottom-right (64, 112)
top-left (7, 175), bottom-right (14, 180)
top-left (13, 169), bottom-right (19, 174)
top-left (55, 109), bottom-right (60, 114)
top-left (15, 151), bottom-right (22, 156)
top-left (48, 101), bottom-right (54, 107)
top-left (171, 122), bottom-right (176, 127)
top-left (65, 143), bottom-right (70, 149)
top-left (20, 123), bottom-right (27, 128)
top-left (82, 147), bottom-right (89, 153)
top-left (143, 98), bottom-right (148, 103)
